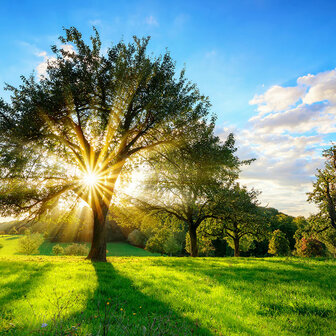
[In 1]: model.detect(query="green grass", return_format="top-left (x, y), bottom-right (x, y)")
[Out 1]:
top-left (0, 235), bottom-right (158, 257)
top-left (0, 255), bottom-right (335, 335)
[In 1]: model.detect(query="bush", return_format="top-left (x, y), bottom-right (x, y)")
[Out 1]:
top-left (0, 231), bottom-right (5, 235)
top-left (128, 229), bottom-right (146, 248)
top-left (296, 237), bottom-right (326, 257)
top-left (268, 229), bottom-right (290, 256)
top-left (163, 234), bottom-right (182, 256)
top-left (64, 243), bottom-right (89, 256)
top-left (17, 232), bottom-right (44, 255)
top-left (146, 235), bottom-right (164, 254)
top-left (0, 243), bottom-right (3, 249)
top-left (52, 244), bottom-right (64, 256)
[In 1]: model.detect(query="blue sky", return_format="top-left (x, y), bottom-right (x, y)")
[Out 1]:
top-left (1, 0), bottom-right (336, 216)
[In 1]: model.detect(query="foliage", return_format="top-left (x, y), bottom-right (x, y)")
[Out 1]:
top-left (308, 145), bottom-right (336, 230)
top-left (127, 230), bottom-right (146, 248)
top-left (52, 244), bottom-right (64, 256)
top-left (295, 237), bottom-right (326, 257)
top-left (63, 243), bottom-right (89, 256)
top-left (17, 232), bottom-right (44, 255)
top-left (268, 229), bottom-right (290, 256)
top-left (201, 183), bottom-right (267, 257)
top-left (294, 214), bottom-right (336, 257)
top-left (163, 234), bottom-right (183, 256)
top-left (185, 232), bottom-right (215, 256)
top-left (0, 27), bottom-right (211, 261)
top-left (0, 243), bottom-right (3, 249)
top-left (135, 121), bottom-right (247, 256)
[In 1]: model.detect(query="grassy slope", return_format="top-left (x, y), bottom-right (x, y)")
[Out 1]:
top-left (0, 255), bottom-right (335, 336)
top-left (0, 235), bottom-right (158, 257)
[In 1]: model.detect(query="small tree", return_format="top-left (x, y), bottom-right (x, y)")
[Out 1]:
top-left (163, 234), bottom-right (182, 256)
top-left (268, 229), bottom-right (290, 256)
top-left (296, 237), bottom-right (326, 257)
top-left (17, 232), bottom-right (44, 255)
top-left (52, 244), bottom-right (64, 256)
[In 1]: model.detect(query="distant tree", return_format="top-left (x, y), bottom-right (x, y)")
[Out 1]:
top-left (0, 27), bottom-right (210, 261)
top-left (164, 234), bottom-right (182, 256)
top-left (201, 183), bottom-right (267, 257)
top-left (268, 229), bottom-right (290, 256)
top-left (294, 214), bottom-right (336, 257)
top-left (17, 232), bottom-right (44, 255)
top-left (135, 122), bottom-right (245, 256)
top-left (295, 237), bottom-right (326, 257)
top-left (308, 145), bottom-right (336, 230)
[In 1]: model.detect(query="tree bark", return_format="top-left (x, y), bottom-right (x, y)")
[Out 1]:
top-left (189, 225), bottom-right (198, 257)
top-left (86, 198), bottom-right (109, 262)
top-left (233, 238), bottom-right (240, 257)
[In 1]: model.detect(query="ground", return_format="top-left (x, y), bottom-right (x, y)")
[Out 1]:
top-left (0, 236), bottom-right (335, 335)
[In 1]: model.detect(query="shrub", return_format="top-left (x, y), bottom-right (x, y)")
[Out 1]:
top-left (163, 234), bottom-right (182, 256)
top-left (296, 237), bottom-right (326, 257)
top-left (64, 243), bottom-right (89, 256)
top-left (128, 229), bottom-right (146, 248)
top-left (52, 244), bottom-right (64, 256)
top-left (17, 232), bottom-right (44, 255)
top-left (0, 243), bottom-right (3, 249)
top-left (268, 229), bottom-right (290, 256)
top-left (146, 235), bottom-right (164, 254)
top-left (0, 230), bottom-right (5, 235)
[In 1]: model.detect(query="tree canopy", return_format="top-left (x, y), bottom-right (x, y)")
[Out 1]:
top-left (0, 27), bottom-right (211, 261)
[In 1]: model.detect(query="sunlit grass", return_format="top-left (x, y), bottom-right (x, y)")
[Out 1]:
top-left (0, 235), bottom-right (158, 257)
top-left (0, 255), bottom-right (335, 335)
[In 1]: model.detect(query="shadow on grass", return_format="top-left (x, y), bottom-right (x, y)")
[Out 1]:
top-left (4, 236), bottom-right (21, 241)
top-left (43, 261), bottom-right (212, 335)
top-left (0, 261), bottom-right (51, 330)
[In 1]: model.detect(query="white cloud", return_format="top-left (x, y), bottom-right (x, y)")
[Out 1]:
top-left (145, 15), bottom-right (158, 26)
top-left (222, 68), bottom-right (336, 216)
top-left (249, 85), bottom-right (305, 115)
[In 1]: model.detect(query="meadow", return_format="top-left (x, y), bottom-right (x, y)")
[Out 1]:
top-left (0, 235), bottom-right (335, 335)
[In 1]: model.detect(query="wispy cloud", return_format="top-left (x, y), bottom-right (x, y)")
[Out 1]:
top-left (145, 15), bottom-right (158, 26)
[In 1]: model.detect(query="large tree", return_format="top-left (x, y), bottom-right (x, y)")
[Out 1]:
top-left (308, 145), bottom-right (336, 230)
top-left (134, 121), bottom-right (243, 257)
top-left (0, 27), bottom-right (210, 261)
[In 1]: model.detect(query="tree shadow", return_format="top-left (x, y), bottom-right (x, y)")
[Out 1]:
top-left (0, 261), bottom-right (51, 332)
top-left (45, 261), bottom-right (213, 335)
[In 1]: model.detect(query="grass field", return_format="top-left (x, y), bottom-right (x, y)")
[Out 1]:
top-left (0, 235), bottom-right (158, 257)
top-left (0, 235), bottom-right (335, 335)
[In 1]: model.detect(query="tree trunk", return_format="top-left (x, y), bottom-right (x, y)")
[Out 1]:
top-left (233, 238), bottom-right (240, 257)
top-left (86, 162), bottom-right (125, 262)
top-left (189, 225), bottom-right (198, 257)
top-left (87, 199), bottom-right (109, 262)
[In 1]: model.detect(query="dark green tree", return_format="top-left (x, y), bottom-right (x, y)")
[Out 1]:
top-left (268, 229), bottom-right (290, 256)
top-left (0, 27), bottom-right (210, 261)
top-left (201, 183), bottom-right (267, 257)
